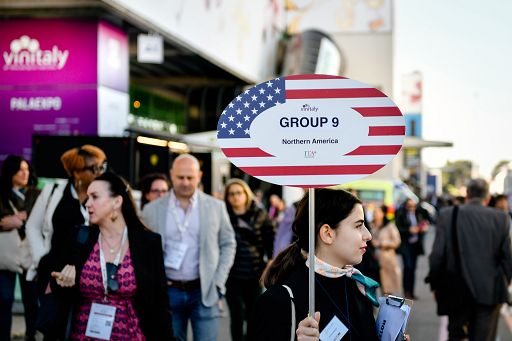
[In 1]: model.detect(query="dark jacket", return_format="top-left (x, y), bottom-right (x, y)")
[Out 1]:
top-left (429, 201), bottom-right (512, 305)
top-left (249, 262), bottom-right (378, 341)
top-left (228, 202), bottom-right (274, 280)
top-left (52, 225), bottom-right (173, 340)
top-left (395, 203), bottom-right (429, 255)
top-left (0, 186), bottom-right (41, 234)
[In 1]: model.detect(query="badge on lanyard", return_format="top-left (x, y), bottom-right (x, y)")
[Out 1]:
top-left (85, 302), bottom-right (116, 340)
top-left (167, 242), bottom-right (189, 270)
top-left (319, 315), bottom-right (348, 341)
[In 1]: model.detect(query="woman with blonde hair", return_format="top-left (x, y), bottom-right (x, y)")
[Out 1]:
top-left (26, 145), bottom-right (106, 338)
top-left (223, 178), bottom-right (274, 341)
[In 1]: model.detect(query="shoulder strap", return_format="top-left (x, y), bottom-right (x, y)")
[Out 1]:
top-left (451, 205), bottom-right (462, 272)
top-left (43, 182), bottom-right (59, 213)
top-left (282, 285), bottom-right (296, 341)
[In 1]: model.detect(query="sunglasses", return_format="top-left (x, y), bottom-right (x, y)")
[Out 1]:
top-left (150, 188), bottom-right (168, 194)
top-left (106, 262), bottom-right (119, 293)
top-left (82, 161), bottom-right (108, 175)
top-left (228, 191), bottom-right (244, 197)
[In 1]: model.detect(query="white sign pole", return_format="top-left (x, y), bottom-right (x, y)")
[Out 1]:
top-left (308, 187), bottom-right (315, 317)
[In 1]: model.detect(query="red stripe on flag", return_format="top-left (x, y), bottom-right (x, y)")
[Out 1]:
top-left (221, 148), bottom-right (274, 157)
top-left (289, 184), bottom-right (338, 188)
top-left (239, 165), bottom-right (384, 176)
top-left (286, 88), bottom-right (385, 99)
top-left (353, 107), bottom-right (402, 117)
top-left (285, 74), bottom-right (346, 80)
top-left (345, 145), bottom-right (402, 156)
top-left (368, 126), bottom-right (405, 136)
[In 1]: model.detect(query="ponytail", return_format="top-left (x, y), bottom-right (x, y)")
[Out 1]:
top-left (261, 188), bottom-right (362, 288)
top-left (261, 241), bottom-right (302, 288)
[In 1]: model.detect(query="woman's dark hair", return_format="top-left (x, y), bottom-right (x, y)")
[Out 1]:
top-left (380, 204), bottom-right (390, 226)
top-left (0, 155), bottom-right (37, 205)
top-left (139, 173), bottom-right (170, 209)
top-left (261, 188), bottom-right (362, 287)
top-left (94, 172), bottom-right (147, 231)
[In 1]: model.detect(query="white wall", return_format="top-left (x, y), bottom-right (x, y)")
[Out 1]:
top-left (109, 0), bottom-right (286, 83)
top-left (332, 33), bottom-right (393, 97)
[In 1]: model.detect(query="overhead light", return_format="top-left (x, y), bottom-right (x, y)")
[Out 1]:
top-left (168, 141), bottom-right (189, 152)
top-left (137, 136), bottom-right (168, 147)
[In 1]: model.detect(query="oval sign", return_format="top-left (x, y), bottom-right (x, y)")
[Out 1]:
top-left (217, 74), bottom-right (405, 188)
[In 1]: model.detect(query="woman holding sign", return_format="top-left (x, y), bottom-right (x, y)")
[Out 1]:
top-left (50, 172), bottom-right (173, 340)
top-left (249, 188), bottom-right (379, 341)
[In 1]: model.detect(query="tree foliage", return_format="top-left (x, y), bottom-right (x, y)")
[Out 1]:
top-left (442, 160), bottom-right (473, 193)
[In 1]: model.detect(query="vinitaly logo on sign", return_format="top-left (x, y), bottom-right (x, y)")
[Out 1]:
top-left (3, 35), bottom-right (69, 71)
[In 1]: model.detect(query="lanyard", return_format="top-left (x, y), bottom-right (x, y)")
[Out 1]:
top-left (315, 277), bottom-right (363, 340)
top-left (99, 226), bottom-right (127, 298)
top-left (170, 200), bottom-right (195, 234)
top-left (70, 184), bottom-right (89, 225)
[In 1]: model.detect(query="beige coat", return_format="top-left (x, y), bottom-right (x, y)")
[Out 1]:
top-left (373, 222), bottom-right (402, 295)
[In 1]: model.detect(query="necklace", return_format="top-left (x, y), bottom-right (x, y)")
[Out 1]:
top-left (101, 234), bottom-right (121, 254)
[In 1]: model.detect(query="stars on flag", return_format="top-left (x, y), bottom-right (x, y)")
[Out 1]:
top-left (217, 77), bottom-right (285, 138)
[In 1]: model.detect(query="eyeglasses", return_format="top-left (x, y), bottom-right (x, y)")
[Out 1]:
top-left (106, 262), bottom-right (119, 293)
top-left (150, 188), bottom-right (168, 194)
top-left (82, 161), bottom-right (108, 174)
top-left (228, 191), bottom-right (244, 197)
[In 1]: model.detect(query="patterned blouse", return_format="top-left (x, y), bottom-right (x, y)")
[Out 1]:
top-left (70, 242), bottom-right (145, 340)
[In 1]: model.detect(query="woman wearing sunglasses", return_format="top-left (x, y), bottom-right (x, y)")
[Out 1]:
top-left (223, 178), bottom-right (274, 341)
top-left (26, 145), bottom-right (107, 283)
top-left (51, 171), bottom-right (173, 340)
top-left (138, 173), bottom-right (170, 210)
top-left (25, 145), bottom-right (107, 338)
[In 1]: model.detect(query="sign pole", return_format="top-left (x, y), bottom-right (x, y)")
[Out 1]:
top-left (308, 187), bottom-right (315, 317)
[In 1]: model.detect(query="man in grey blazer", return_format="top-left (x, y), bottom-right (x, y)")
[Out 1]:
top-left (142, 154), bottom-right (236, 341)
top-left (429, 178), bottom-right (512, 341)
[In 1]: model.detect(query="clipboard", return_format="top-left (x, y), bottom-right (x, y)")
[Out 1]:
top-left (375, 295), bottom-right (413, 341)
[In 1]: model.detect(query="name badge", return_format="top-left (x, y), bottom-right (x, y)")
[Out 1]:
top-left (168, 242), bottom-right (189, 270)
top-left (319, 315), bottom-right (348, 341)
top-left (85, 303), bottom-right (116, 340)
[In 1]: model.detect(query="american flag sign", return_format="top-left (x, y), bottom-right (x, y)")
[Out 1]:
top-left (217, 74), bottom-right (405, 188)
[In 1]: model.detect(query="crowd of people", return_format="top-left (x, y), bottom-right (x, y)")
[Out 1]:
top-left (0, 145), bottom-right (511, 341)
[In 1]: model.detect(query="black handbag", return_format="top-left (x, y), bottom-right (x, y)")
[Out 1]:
top-left (35, 224), bottom-right (91, 338)
top-left (35, 289), bottom-right (73, 339)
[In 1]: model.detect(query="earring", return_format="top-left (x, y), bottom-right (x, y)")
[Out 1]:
top-left (110, 210), bottom-right (118, 222)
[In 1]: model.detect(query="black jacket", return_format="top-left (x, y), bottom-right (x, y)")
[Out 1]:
top-left (228, 202), bottom-right (274, 280)
top-left (52, 225), bottom-right (173, 340)
top-left (249, 262), bottom-right (378, 341)
top-left (395, 204), bottom-right (429, 255)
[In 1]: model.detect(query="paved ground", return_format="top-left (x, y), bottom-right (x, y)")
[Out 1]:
top-left (11, 228), bottom-right (512, 340)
